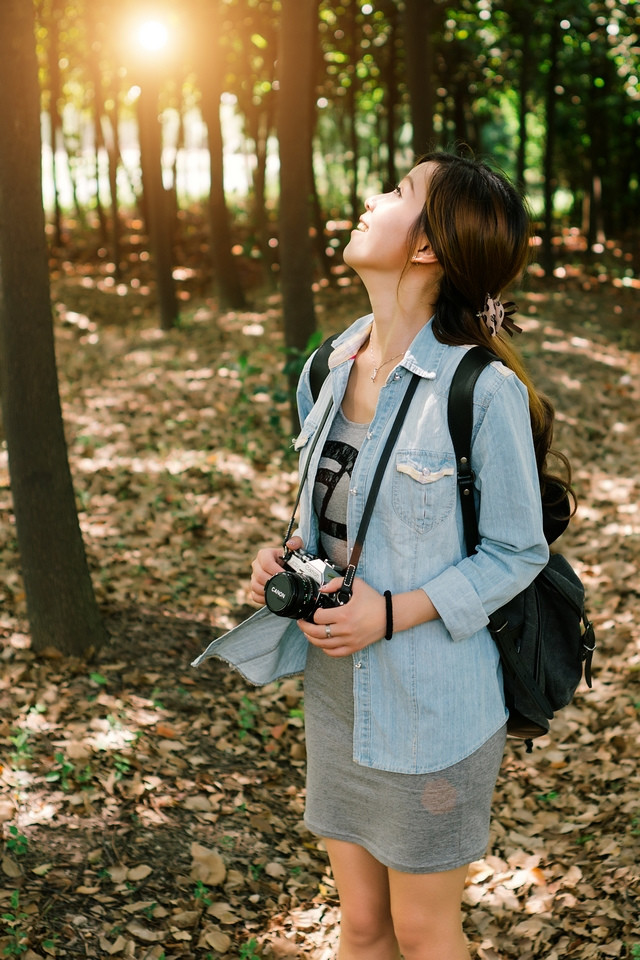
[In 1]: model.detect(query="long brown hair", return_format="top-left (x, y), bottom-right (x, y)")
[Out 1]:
top-left (409, 151), bottom-right (573, 512)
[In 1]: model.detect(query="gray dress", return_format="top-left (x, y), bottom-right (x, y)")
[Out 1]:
top-left (304, 407), bottom-right (506, 874)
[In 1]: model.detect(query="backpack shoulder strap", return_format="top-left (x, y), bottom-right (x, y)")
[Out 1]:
top-left (447, 346), bottom-right (498, 556)
top-left (309, 334), bottom-right (337, 403)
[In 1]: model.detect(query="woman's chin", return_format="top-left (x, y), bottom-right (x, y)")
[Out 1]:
top-left (342, 239), bottom-right (361, 269)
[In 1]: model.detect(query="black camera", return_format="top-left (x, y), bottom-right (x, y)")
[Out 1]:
top-left (264, 548), bottom-right (346, 621)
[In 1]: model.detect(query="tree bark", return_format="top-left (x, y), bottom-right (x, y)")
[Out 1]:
top-left (542, 16), bottom-right (559, 277)
top-left (137, 77), bottom-right (179, 330)
top-left (277, 0), bottom-right (318, 422)
top-left (403, 0), bottom-right (436, 156)
top-left (201, 77), bottom-right (247, 309)
top-left (346, 0), bottom-right (360, 222)
top-left (0, 0), bottom-right (107, 656)
top-left (515, 19), bottom-right (532, 190)
top-left (46, 0), bottom-right (64, 247)
top-left (381, 0), bottom-right (399, 187)
top-left (86, 3), bottom-right (108, 247)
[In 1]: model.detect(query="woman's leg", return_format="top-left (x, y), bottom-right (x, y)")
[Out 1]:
top-left (388, 863), bottom-right (470, 960)
top-left (323, 838), bottom-right (401, 960)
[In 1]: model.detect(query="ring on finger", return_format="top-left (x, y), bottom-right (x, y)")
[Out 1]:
top-left (325, 624), bottom-right (332, 639)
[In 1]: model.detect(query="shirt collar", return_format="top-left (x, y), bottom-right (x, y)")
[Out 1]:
top-left (328, 313), bottom-right (447, 381)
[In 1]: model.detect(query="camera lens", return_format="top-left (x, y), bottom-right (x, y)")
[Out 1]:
top-left (265, 571), bottom-right (319, 620)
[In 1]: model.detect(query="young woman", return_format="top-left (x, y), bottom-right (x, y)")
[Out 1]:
top-left (206, 152), bottom-right (555, 959)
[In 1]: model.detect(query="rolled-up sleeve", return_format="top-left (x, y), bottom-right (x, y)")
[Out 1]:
top-left (422, 369), bottom-right (549, 642)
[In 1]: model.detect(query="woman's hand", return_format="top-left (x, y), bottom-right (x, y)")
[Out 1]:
top-left (249, 536), bottom-right (303, 605)
top-left (299, 576), bottom-right (386, 658)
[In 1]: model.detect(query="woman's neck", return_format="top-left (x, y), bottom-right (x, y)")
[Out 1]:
top-left (365, 285), bottom-right (438, 357)
top-left (362, 274), bottom-right (437, 357)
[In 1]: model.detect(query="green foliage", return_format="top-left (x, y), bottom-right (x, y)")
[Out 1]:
top-left (5, 827), bottom-right (28, 857)
top-left (238, 938), bottom-right (262, 960)
top-left (45, 751), bottom-right (94, 791)
top-left (113, 754), bottom-right (132, 780)
top-left (282, 329), bottom-right (326, 383)
top-left (1, 890), bottom-right (29, 956)
top-left (237, 695), bottom-right (259, 739)
top-left (536, 791), bottom-right (559, 803)
top-left (193, 881), bottom-right (213, 906)
top-left (29, 0), bottom-right (640, 248)
top-left (45, 752), bottom-right (76, 790)
top-left (9, 730), bottom-right (31, 768)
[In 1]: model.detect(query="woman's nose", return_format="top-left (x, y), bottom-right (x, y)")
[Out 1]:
top-left (364, 194), bottom-right (377, 211)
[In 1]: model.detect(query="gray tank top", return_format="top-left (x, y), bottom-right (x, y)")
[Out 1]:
top-left (312, 406), bottom-right (369, 571)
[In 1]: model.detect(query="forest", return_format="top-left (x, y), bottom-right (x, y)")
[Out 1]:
top-left (0, 0), bottom-right (638, 958)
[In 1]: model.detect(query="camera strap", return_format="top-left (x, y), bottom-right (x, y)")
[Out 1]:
top-left (283, 372), bottom-right (420, 604)
top-left (283, 396), bottom-right (335, 547)
top-left (339, 373), bottom-right (419, 602)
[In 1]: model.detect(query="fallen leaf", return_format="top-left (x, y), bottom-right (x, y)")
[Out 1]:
top-left (125, 920), bottom-right (166, 943)
top-left (199, 928), bottom-right (231, 952)
top-left (154, 722), bottom-right (179, 739)
top-left (0, 799), bottom-right (16, 822)
top-left (170, 910), bottom-right (199, 928)
top-left (1, 854), bottom-right (22, 878)
top-left (190, 842), bottom-right (226, 886)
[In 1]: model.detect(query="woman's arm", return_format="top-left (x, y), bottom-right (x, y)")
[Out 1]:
top-left (300, 577), bottom-right (439, 658)
top-left (423, 370), bottom-right (548, 642)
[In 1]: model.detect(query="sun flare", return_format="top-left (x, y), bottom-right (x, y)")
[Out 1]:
top-left (137, 19), bottom-right (169, 53)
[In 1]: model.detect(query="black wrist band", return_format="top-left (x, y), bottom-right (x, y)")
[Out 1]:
top-left (383, 590), bottom-right (393, 641)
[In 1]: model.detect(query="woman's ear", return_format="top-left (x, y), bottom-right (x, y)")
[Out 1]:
top-left (410, 241), bottom-right (439, 265)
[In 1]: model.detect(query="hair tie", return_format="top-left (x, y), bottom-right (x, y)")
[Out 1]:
top-left (477, 296), bottom-right (522, 337)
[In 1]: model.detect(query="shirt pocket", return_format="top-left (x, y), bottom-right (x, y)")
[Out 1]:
top-left (392, 449), bottom-right (456, 534)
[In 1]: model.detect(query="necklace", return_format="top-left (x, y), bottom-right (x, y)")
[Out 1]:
top-left (368, 337), bottom-right (406, 382)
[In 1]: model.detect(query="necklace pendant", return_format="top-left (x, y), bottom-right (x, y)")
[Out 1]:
top-left (370, 367), bottom-right (378, 382)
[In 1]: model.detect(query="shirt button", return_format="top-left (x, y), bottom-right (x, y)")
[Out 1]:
top-left (349, 487), bottom-right (357, 495)
top-left (354, 661), bottom-right (362, 669)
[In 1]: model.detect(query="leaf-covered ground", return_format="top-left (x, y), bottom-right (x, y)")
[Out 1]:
top-left (1, 254), bottom-right (639, 959)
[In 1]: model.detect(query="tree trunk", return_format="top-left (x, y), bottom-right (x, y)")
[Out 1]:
top-left (0, 0), bottom-right (107, 657)
top-left (46, 0), bottom-right (64, 247)
top-left (248, 103), bottom-right (276, 280)
top-left (403, 0), bottom-right (436, 156)
top-left (515, 20), bottom-right (531, 190)
top-left (542, 16), bottom-right (559, 277)
top-left (310, 148), bottom-right (333, 283)
top-left (86, 3), bottom-right (108, 246)
top-left (201, 78), bottom-right (247, 310)
top-left (103, 96), bottom-right (123, 281)
top-left (277, 0), bottom-right (318, 423)
top-left (137, 77), bottom-right (179, 330)
top-left (346, 0), bottom-right (360, 222)
top-left (381, 0), bottom-right (399, 187)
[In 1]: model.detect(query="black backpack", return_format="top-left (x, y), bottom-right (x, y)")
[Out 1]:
top-left (448, 347), bottom-right (595, 749)
top-left (309, 337), bottom-right (596, 750)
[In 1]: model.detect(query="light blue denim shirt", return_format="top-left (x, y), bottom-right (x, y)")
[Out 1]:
top-left (193, 315), bottom-right (549, 773)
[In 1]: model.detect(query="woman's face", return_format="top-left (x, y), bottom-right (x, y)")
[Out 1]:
top-left (343, 161), bottom-right (435, 276)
